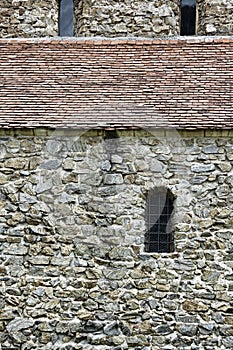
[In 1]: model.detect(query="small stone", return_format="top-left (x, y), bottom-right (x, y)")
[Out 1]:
top-left (63, 158), bottom-right (75, 170)
top-left (222, 336), bottom-right (233, 348)
top-left (149, 159), bottom-right (164, 173)
top-left (40, 159), bottom-right (62, 170)
top-left (155, 324), bottom-right (172, 335)
top-left (226, 175), bottom-right (233, 187)
top-left (103, 174), bottom-right (123, 185)
top-left (103, 268), bottom-right (127, 280)
top-left (158, 4), bottom-right (171, 17)
top-left (112, 335), bottom-right (125, 345)
top-left (19, 193), bottom-right (37, 204)
top-left (191, 163), bottom-right (215, 173)
top-left (199, 323), bottom-right (215, 335)
top-left (215, 184), bottom-right (230, 198)
top-left (0, 174), bottom-right (8, 184)
top-left (83, 299), bottom-right (98, 311)
top-left (109, 246), bottom-right (133, 260)
top-left (56, 321), bottom-right (69, 334)
top-left (104, 321), bottom-right (120, 336)
top-left (5, 158), bottom-right (25, 169)
top-left (83, 320), bottom-right (103, 332)
top-left (26, 296), bottom-right (39, 307)
top-left (111, 155), bottom-right (123, 164)
top-left (176, 324), bottom-right (197, 336)
top-left (35, 180), bottom-right (53, 194)
top-left (206, 23), bottom-right (217, 33)
top-left (203, 145), bottom-right (218, 154)
top-left (6, 244), bottom-right (27, 255)
top-left (183, 300), bottom-right (208, 312)
top-left (51, 256), bottom-right (70, 267)
top-left (7, 212), bottom-right (25, 226)
top-left (28, 256), bottom-right (50, 265)
top-left (217, 162), bottom-right (232, 172)
top-left (101, 160), bottom-right (111, 171)
top-left (6, 318), bottom-right (34, 333)
top-left (46, 140), bottom-right (62, 154)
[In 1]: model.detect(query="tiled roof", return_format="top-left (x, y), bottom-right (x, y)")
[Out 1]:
top-left (0, 37), bottom-right (233, 130)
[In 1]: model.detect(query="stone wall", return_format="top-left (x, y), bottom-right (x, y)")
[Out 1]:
top-left (74, 0), bottom-right (179, 37)
top-left (0, 128), bottom-right (233, 349)
top-left (0, 0), bottom-right (58, 38)
top-left (198, 0), bottom-right (233, 35)
top-left (1, 0), bottom-right (233, 38)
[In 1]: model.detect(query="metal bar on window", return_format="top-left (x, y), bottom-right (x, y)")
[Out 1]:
top-left (145, 188), bottom-right (174, 253)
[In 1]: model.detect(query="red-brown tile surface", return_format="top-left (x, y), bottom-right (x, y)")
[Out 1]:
top-left (0, 37), bottom-right (233, 129)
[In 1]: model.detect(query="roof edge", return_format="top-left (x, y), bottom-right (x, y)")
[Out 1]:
top-left (0, 128), bottom-right (233, 138)
top-left (1, 35), bottom-right (233, 45)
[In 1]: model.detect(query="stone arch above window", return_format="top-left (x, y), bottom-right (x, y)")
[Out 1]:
top-left (59, 0), bottom-right (74, 36)
top-left (180, 0), bottom-right (197, 36)
top-left (145, 187), bottom-right (175, 253)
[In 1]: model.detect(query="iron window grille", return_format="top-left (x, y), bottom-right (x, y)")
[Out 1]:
top-left (145, 188), bottom-right (174, 253)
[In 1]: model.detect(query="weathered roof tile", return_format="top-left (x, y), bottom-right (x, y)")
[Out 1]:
top-left (0, 37), bottom-right (233, 129)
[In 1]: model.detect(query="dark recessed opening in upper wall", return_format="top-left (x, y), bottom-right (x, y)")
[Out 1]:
top-left (59, 0), bottom-right (74, 36)
top-left (180, 0), bottom-right (197, 36)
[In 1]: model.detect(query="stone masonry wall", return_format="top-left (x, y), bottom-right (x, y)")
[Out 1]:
top-left (74, 0), bottom-right (179, 38)
top-left (0, 128), bottom-right (233, 349)
top-left (198, 0), bottom-right (233, 35)
top-left (0, 0), bottom-right (58, 38)
top-left (1, 0), bottom-right (233, 38)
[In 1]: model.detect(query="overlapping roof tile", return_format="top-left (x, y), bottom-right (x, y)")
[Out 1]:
top-left (0, 37), bottom-right (233, 129)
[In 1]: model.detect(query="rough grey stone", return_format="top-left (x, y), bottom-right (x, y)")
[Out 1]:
top-left (199, 323), bottom-right (215, 335)
top-left (35, 180), bottom-right (53, 194)
top-left (6, 318), bottom-right (34, 333)
top-left (40, 159), bottom-right (62, 170)
top-left (104, 321), bottom-right (120, 336)
top-left (103, 268), bottom-right (127, 280)
top-left (103, 174), bottom-right (123, 185)
top-left (101, 160), bottom-right (111, 171)
top-left (19, 193), bottom-right (37, 204)
top-left (222, 336), bottom-right (233, 348)
top-left (149, 159), bottom-right (164, 173)
top-left (46, 140), bottom-right (62, 154)
top-left (203, 145), bottom-right (219, 154)
top-left (176, 324), bottom-right (197, 336)
top-left (191, 163), bottom-right (215, 173)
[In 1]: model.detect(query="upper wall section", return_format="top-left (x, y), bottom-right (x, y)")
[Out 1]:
top-left (0, 0), bottom-right (58, 38)
top-left (198, 0), bottom-right (233, 35)
top-left (1, 0), bottom-right (233, 38)
top-left (74, 0), bottom-right (179, 37)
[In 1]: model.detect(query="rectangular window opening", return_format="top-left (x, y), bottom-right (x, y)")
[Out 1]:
top-left (145, 188), bottom-right (174, 253)
top-left (180, 0), bottom-right (197, 36)
top-left (59, 0), bottom-right (74, 36)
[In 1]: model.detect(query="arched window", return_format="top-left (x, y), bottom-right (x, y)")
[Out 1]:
top-left (180, 0), bottom-right (197, 36)
top-left (59, 0), bottom-right (74, 36)
top-left (145, 188), bottom-right (174, 253)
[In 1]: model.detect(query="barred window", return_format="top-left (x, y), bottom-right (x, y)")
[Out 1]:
top-left (145, 188), bottom-right (174, 253)
top-left (180, 0), bottom-right (197, 36)
top-left (59, 0), bottom-right (74, 36)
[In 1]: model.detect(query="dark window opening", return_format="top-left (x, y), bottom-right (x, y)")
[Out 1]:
top-left (59, 0), bottom-right (74, 36)
top-left (145, 188), bottom-right (174, 253)
top-left (104, 130), bottom-right (119, 140)
top-left (104, 129), bottom-right (119, 155)
top-left (180, 0), bottom-right (197, 36)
